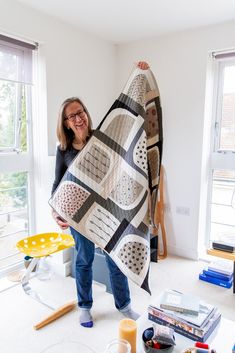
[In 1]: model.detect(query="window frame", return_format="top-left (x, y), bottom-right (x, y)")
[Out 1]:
top-left (213, 57), bottom-right (235, 153)
top-left (206, 52), bottom-right (235, 247)
top-left (0, 34), bottom-right (37, 276)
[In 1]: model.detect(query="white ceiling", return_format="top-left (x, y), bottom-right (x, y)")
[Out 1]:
top-left (16, 0), bottom-right (235, 43)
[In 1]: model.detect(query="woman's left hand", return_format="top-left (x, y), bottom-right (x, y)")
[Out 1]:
top-left (137, 61), bottom-right (150, 70)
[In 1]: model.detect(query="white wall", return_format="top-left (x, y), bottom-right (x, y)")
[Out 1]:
top-left (116, 21), bottom-right (235, 259)
top-left (1, 0), bottom-right (235, 260)
top-left (0, 0), bottom-right (116, 233)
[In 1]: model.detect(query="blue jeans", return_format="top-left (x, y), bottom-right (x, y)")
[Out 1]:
top-left (70, 227), bottom-right (131, 310)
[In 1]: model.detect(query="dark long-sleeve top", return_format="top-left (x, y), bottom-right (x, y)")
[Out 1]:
top-left (51, 145), bottom-right (80, 195)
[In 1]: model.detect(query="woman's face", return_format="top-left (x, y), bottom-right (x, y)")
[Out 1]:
top-left (64, 101), bottom-right (89, 142)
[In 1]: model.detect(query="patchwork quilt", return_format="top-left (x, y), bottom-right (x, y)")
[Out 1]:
top-left (49, 67), bottom-right (163, 293)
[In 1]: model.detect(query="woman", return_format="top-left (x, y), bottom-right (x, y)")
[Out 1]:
top-left (52, 61), bottom-right (150, 328)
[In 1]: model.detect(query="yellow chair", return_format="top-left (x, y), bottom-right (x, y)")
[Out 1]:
top-left (16, 233), bottom-right (75, 310)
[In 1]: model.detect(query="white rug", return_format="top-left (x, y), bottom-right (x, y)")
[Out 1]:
top-left (0, 255), bottom-right (234, 353)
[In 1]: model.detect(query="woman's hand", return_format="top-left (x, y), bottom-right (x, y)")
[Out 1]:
top-left (52, 210), bottom-right (69, 230)
top-left (137, 61), bottom-right (150, 70)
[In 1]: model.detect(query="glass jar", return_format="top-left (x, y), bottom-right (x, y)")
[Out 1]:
top-left (105, 338), bottom-right (131, 353)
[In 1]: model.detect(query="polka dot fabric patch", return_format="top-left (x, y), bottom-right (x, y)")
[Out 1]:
top-left (146, 104), bottom-right (159, 139)
top-left (118, 241), bottom-right (148, 275)
top-left (110, 171), bottom-right (143, 207)
top-left (53, 182), bottom-right (90, 217)
top-left (133, 132), bottom-right (148, 173)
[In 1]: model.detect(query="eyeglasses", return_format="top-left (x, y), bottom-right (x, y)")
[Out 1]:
top-left (65, 109), bottom-right (86, 122)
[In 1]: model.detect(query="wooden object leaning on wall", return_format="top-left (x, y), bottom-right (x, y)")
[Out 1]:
top-left (154, 165), bottom-right (167, 259)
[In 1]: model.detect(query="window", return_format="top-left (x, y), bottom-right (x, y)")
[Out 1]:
top-left (0, 35), bottom-right (37, 275)
top-left (0, 172), bottom-right (28, 269)
top-left (209, 52), bottom-right (235, 245)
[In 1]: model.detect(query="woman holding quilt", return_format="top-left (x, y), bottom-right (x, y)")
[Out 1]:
top-left (51, 61), bottom-right (149, 328)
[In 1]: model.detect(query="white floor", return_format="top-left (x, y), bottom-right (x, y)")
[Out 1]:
top-left (0, 255), bottom-right (234, 353)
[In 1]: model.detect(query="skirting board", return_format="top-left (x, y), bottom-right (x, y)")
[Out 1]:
top-left (167, 245), bottom-right (199, 260)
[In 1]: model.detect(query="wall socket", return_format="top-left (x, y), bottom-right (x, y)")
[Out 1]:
top-left (176, 206), bottom-right (190, 216)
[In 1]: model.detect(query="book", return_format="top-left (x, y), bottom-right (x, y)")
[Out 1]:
top-left (212, 241), bottom-right (235, 253)
top-left (199, 272), bottom-right (233, 288)
top-left (148, 308), bottom-right (221, 342)
top-left (203, 268), bottom-right (233, 282)
top-left (159, 290), bottom-right (200, 315)
top-left (151, 301), bottom-right (215, 328)
top-left (208, 259), bottom-right (233, 276)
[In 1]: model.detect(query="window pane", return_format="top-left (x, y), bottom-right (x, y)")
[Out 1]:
top-left (0, 44), bottom-right (23, 82)
top-left (0, 80), bottom-right (16, 148)
top-left (218, 65), bottom-right (235, 151)
top-left (0, 172), bottom-right (29, 269)
top-left (0, 232), bottom-right (26, 269)
top-left (0, 171), bottom-right (28, 213)
top-left (0, 80), bottom-right (27, 151)
top-left (211, 169), bottom-right (235, 243)
top-left (0, 39), bottom-right (34, 85)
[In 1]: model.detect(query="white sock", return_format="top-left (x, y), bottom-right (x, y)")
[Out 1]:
top-left (79, 308), bottom-right (93, 328)
top-left (119, 304), bottom-right (140, 320)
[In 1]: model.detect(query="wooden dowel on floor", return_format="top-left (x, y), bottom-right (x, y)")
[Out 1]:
top-left (33, 300), bottom-right (77, 330)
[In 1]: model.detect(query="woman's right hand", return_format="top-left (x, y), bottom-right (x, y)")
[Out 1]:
top-left (52, 210), bottom-right (69, 230)
top-left (136, 61), bottom-right (150, 70)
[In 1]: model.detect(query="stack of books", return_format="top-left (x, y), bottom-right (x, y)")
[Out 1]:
top-left (148, 290), bottom-right (221, 342)
top-left (199, 259), bottom-right (233, 289)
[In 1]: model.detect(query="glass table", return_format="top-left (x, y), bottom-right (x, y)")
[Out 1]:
top-left (40, 340), bottom-right (95, 353)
